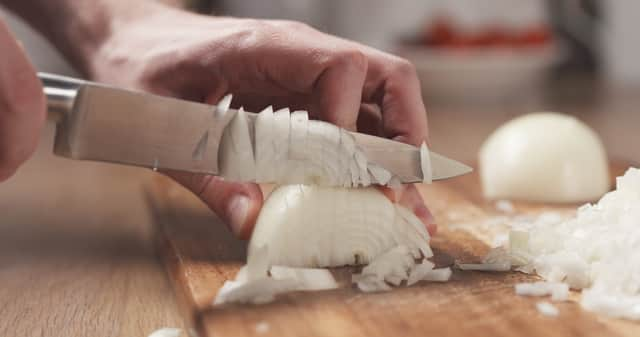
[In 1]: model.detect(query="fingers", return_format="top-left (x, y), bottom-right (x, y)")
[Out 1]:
top-left (361, 51), bottom-right (429, 146)
top-left (356, 103), bottom-right (383, 136)
top-left (378, 184), bottom-right (437, 236)
top-left (312, 50), bottom-right (367, 131)
top-left (0, 20), bottom-right (46, 182)
top-left (167, 171), bottom-right (264, 239)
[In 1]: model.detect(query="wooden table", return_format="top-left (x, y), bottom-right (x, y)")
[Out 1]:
top-left (1, 84), bottom-right (638, 336)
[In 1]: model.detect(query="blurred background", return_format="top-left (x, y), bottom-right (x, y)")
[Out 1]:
top-left (1, 0), bottom-right (638, 164)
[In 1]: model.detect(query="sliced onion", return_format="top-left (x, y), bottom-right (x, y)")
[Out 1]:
top-left (420, 142), bottom-right (433, 183)
top-left (218, 107), bottom-right (256, 181)
top-left (270, 266), bottom-right (338, 291)
top-left (147, 328), bottom-right (182, 337)
top-left (254, 106), bottom-right (275, 182)
top-left (248, 186), bottom-right (431, 268)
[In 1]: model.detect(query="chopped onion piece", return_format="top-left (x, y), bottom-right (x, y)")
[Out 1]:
top-left (495, 200), bottom-right (515, 213)
top-left (420, 142), bottom-right (433, 183)
top-left (147, 328), bottom-right (182, 337)
top-left (289, 110), bottom-right (309, 160)
top-left (270, 266), bottom-right (338, 291)
top-left (355, 277), bottom-right (392, 292)
top-left (421, 268), bottom-right (452, 282)
top-left (218, 107), bottom-right (256, 181)
top-left (515, 281), bottom-right (569, 302)
top-left (407, 260), bottom-right (436, 286)
top-left (355, 246), bottom-right (415, 283)
top-left (254, 106), bottom-right (275, 182)
top-left (244, 245), bottom-right (270, 281)
top-left (214, 277), bottom-right (299, 305)
top-left (368, 163), bottom-right (392, 185)
top-left (215, 94), bottom-right (232, 118)
top-left (536, 301), bottom-right (559, 317)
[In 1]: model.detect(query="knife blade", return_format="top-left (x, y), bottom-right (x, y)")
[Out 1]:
top-left (40, 72), bottom-right (471, 182)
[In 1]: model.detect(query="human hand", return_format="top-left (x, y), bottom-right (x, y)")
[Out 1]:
top-left (88, 5), bottom-right (434, 238)
top-left (0, 19), bottom-right (46, 182)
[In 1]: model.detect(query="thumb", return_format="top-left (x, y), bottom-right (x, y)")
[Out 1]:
top-left (167, 171), bottom-right (263, 239)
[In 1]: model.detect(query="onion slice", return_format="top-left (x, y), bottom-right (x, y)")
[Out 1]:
top-left (147, 328), bottom-right (182, 337)
top-left (248, 185), bottom-right (431, 268)
top-left (218, 107), bottom-right (256, 181)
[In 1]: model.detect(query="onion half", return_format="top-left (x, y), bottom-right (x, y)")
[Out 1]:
top-left (479, 113), bottom-right (609, 203)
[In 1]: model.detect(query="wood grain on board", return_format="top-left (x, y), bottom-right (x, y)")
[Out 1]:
top-left (148, 163), bottom-right (637, 337)
top-left (0, 125), bottom-right (184, 337)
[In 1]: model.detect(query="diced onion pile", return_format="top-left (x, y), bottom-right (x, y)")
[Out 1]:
top-left (510, 167), bottom-right (640, 320)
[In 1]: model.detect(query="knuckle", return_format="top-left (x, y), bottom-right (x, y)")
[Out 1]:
top-left (331, 48), bottom-right (368, 72)
top-left (390, 58), bottom-right (417, 77)
top-left (273, 19), bottom-right (312, 32)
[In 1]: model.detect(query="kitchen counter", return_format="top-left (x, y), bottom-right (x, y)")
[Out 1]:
top-left (1, 83), bottom-right (638, 336)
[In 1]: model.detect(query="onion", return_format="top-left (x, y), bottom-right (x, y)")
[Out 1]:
top-left (215, 96), bottom-right (433, 187)
top-left (407, 260), bottom-right (436, 286)
top-left (506, 167), bottom-right (640, 320)
top-left (215, 94), bottom-right (232, 118)
top-left (254, 106), bottom-right (275, 182)
top-left (247, 185), bottom-right (431, 268)
top-left (352, 245), bottom-right (416, 290)
top-left (270, 266), bottom-right (338, 290)
top-left (420, 143), bottom-right (433, 184)
top-left (479, 112), bottom-right (609, 203)
top-left (536, 301), bottom-right (559, 317)
top-left (213, 96), bottom-right (441, 304)
top-left (515, 281), bottom-right (569, 301)
top-left (419, 267), bottom-right (452, 282)
top-left (147, 328), bottom-right (182, 337)
top-left (218, 107), bottom-right (256, 181)
top-left (214, 277), bottom-right (300, 305)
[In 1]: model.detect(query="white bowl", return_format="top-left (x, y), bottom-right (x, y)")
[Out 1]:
top-left (399, 44), bottom-right (561, 102)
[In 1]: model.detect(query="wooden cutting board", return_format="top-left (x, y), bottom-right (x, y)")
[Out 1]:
top-left (146, 164), bottom-right (639, 337)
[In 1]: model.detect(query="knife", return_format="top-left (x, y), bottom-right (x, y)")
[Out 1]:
top-left (40, 72), bottom-right (471, 183)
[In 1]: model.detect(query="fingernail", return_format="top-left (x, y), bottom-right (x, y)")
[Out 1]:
top-left (427, 223), bottom-right (438, 236)
top-left (227, 195), bottom-right (250, 236)
top-left (414, 204), bottom-right (435, 225)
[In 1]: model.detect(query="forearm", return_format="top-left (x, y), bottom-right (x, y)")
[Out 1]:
top-left (1, 0), bottom-right (165, 76)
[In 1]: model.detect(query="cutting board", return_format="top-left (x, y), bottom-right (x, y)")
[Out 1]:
top-left (147, 163), bottom-right (639, 337)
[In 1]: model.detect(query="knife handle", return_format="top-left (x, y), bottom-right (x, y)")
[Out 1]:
top-left (38, 72), bottom-right (86, 123)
